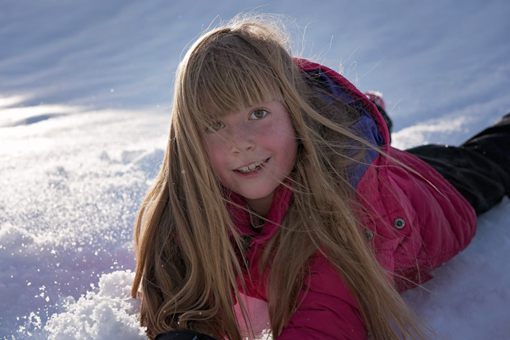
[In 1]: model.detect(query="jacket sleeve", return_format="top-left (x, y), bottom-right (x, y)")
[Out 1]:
top-left (277, 255), bottom-right (367, 340)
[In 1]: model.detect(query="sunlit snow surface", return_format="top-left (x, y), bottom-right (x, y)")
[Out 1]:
top-left (0, 106), bottom-right (167, 338)
top-left (1, 105), bottom-right (509, 339)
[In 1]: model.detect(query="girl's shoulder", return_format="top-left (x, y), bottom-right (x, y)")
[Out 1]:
top-left (294, 58), bottom-right (389, 187)
top-left (294, 58), bottom-right (391, 147)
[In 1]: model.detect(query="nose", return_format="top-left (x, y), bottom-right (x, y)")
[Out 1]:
top-left (229, 126), bottom-right (255, 153)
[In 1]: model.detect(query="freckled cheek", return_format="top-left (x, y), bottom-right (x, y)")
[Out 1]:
top-left (266, 131), bottom-right (297, 170)
top-left (204, 142), bottom-right (230, 178)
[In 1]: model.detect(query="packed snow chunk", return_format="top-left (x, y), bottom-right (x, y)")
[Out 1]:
top-left (0, 222), bottom-right (35, 246)
top-left (392, 115), bottom-right (474, 149)
top-left (44, 270), bottom-right (145, 340)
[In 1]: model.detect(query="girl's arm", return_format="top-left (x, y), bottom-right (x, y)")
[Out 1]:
top-left (277, 255), bottom-right (367, 339)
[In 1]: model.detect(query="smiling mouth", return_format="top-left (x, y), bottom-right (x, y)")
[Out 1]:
top-left (234, 158), bottom-right (270, 174)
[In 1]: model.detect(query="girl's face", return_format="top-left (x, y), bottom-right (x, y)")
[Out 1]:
top-left (202, 100), bottom-right (297, 215)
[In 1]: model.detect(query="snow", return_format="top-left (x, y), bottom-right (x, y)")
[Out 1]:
top-left (44, 270), bottom-right (145, 340)
top-left (403, 199), bottom-right (510, 339)
top-left (1, 103), bottom-right (509, 339)
top-left (0, 108), bottom-right (168, 339)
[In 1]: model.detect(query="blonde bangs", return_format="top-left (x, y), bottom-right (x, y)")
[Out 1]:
top-left (202, 58), bottom-right (280, 119)
top-left (181, 32), bottom-right (285, 125)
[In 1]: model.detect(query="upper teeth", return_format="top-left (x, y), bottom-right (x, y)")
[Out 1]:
top-left (237, 160), bottom-right (265, 173)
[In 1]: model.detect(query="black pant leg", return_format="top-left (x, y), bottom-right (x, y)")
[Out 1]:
top-left (462, 113), bottom-right (510, 175)
top-left (406, 113), bottom-right (510, 216)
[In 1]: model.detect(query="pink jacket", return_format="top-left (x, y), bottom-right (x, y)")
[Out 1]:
top-left (228, 60), bottom-right (477, 339)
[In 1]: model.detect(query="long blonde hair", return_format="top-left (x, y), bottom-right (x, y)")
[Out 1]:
top-left (132, 15), bottom-right (425, 339)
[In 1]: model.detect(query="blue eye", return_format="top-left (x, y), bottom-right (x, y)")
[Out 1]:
top-left (205, 121), bottom-right (225, 133)
top-left (249, 109), bottom-right (268, 120)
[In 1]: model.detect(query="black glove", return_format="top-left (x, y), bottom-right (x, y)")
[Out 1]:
top-left (155, 330), bottom-right (217, 340)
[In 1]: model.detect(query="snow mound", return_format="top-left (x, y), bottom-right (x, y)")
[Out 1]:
top-left (43, 270), bottom-right (145, 340)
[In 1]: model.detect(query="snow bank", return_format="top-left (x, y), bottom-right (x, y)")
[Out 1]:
top-left (0, 109), bottom-right (168, 338)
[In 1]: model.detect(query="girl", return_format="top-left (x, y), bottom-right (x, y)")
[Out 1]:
top-left (131, 16), bottom-right (510, 340)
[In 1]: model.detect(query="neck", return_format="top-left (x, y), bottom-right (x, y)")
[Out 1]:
top-left (246, 192), bottom-right (274, 217)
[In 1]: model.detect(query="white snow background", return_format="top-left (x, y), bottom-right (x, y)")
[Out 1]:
top-left (1, 1), bottom-right (509, 339)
